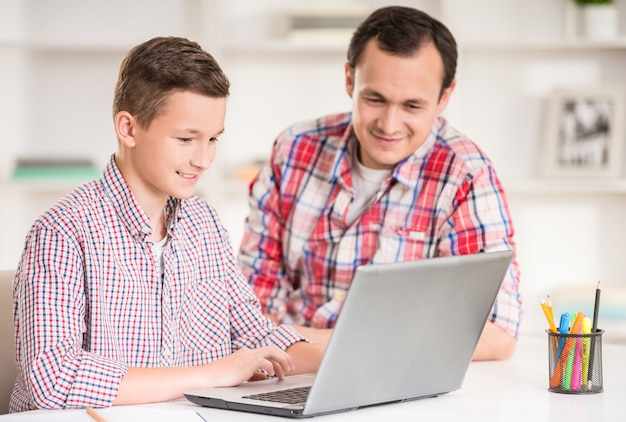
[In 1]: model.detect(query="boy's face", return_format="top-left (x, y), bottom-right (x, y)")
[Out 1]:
top-left (123, 91), bottom-right (226, 202)
top-left (345, 39), bottom-right (455, 170)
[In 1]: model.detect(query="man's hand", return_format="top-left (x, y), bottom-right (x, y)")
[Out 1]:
top-left (472, 322), bottom-right (517, 361)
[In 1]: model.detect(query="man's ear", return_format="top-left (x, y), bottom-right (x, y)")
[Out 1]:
top-left (436, 80), bottom-right (456, 114)
top-left (344, 62), bottom-right (354, 98)
top-left (114, 111), bottom-right (137, 148)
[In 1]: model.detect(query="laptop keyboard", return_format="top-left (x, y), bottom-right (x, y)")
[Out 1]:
top-left (243, 386), bottom-right (311, 404)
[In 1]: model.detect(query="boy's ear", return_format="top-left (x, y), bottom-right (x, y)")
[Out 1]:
top-left (114, 111), bottom-right (137, 148)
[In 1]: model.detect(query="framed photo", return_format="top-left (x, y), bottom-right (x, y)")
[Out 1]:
top-left (539, 85), bottom-right (626, 178)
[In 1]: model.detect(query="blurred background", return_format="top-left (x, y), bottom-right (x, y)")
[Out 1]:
top-left (1, 0), bottom-right (625, 339)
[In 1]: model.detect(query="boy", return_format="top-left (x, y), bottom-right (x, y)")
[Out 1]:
top-left (10, 36), bottom-right (324, 412)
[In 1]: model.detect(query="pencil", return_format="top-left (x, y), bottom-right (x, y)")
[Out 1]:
top-left (587, 281), bottom-right (601, 388)
top-left (547, 295), bottom-right (554, 322)
top-left (540, 299), bottom-right (557, 333)
top-left (591, 281), bottom-right (601, 334)
top-left (86, 407), bottom-right (107, 422)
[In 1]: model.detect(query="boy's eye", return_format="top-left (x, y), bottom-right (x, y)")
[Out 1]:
top-left (177, 137), bottom-right (219, 143)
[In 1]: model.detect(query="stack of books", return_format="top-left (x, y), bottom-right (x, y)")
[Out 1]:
top-left (12, 157), bottom-right (99, 181)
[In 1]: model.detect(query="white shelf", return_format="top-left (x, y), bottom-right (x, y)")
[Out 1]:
top-left (17, 41), bottom-right (135, 53)
top-left (224, 38), bottom-right (626, 57)
top-left (7, 39), bottom-right (626, 56)
top-left (223, 39), bottom-right (348, 56)
top-left (2, 179), bottom-right (94, 195)
top-left (0, 39), bottom-right (134, 53)
top-left (505, 179), bottom-right (626, 195)
top-left (460, 38), bottom-right (626, 52)
top-left (7, 177), bottom-right (626, 196)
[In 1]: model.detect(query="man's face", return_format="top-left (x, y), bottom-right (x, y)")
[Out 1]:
top-left (345, 39), bottom-right (455, 170)
top-left (126, 91), bottom-right (227, 202)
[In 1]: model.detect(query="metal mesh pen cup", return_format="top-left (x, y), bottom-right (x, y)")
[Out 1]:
top-left (547, 329), bottom-right (603, 394)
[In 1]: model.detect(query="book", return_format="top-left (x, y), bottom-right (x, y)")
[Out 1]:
top-left (12, 157), bottom-right (100, 181)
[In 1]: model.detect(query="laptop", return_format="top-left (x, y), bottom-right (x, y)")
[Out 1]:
top-left (185, 250), bottom-right (514, 418)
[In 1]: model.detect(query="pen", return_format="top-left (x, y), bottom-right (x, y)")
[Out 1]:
top-left (540, 298), bottom-right (557, 333)
top-left (86, 407), bottom-right (107, 422)
top-left (570, 314), bottom-right (584, 391)
top-left (562, 312), bottom-right (577, 390)
top-left (554, 312), bottom-right (570, 364)
top-left (581, 317), bottom-right (591, 390)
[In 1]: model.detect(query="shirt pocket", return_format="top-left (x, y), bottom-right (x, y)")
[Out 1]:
top-left (371, 227), bottom-right (428, 264)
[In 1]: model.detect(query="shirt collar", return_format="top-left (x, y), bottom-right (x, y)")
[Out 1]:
top-left (100, 155), bottom-right (181, 242)
top-left (328, 122), bottom-right (356, 188)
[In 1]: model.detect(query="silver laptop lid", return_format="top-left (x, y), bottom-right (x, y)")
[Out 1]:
top-left (303, 250), bottom-right (513, 415)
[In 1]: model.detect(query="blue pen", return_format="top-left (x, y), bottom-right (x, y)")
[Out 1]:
top-left (555, 312), bottom-right (570, 364)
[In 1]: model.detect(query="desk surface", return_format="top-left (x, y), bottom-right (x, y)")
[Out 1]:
top-left (2, 333), bottom-right (624, 421)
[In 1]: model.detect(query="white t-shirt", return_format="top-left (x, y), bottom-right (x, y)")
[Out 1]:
top-left (150, 235), bottom-right (168, 276)
top-left (346, 151), bottom-right (391, 225)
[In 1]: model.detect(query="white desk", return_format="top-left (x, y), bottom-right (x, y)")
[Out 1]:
top-left (2, 334), bottom-right (623, 421)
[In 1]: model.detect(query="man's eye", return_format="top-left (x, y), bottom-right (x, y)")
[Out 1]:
top-left (209, 137), bottom-right (219, 143)
top-left (178, 138), bottom-right (193, 143)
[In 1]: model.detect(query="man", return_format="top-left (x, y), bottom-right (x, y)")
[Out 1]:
top-left (11, 36), bottom-right (324, 412)
top-left (238, 6), bottom-right (522, 360)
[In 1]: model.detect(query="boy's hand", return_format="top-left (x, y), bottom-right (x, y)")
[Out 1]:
top-left (204, 345), bottom-right (295, 387)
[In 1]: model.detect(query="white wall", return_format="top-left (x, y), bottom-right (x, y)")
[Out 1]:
top-left (2, 0), bottom-right (626, 336)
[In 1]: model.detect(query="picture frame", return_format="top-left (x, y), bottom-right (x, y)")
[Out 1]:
top-left (539, 85), bottom-right (626, 178)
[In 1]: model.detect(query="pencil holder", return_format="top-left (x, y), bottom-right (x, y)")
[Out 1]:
top-left (547, 329), bottom-right (603, 394)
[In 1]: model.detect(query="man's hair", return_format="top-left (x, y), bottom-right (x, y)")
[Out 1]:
top-left (113, 36), bottom-right (230, 128)
top-left (347, 6), bottom-right (457, 94)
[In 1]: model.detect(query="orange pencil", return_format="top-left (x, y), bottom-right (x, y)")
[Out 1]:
top-left (549, 312), bottom-right (585, 388)
top-left (86, 407), bottom-right (107, 422)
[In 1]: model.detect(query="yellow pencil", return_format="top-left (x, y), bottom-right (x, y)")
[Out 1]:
top-left (547, 295), bottom-right (554, 322)
top-left (540, 299), bottom-right (557, 333)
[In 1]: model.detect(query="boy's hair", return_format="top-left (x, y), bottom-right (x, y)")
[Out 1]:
top-left (113, 36), bottom-right (230, 128)
top-left (347, 6), bottom-right (457, 94)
